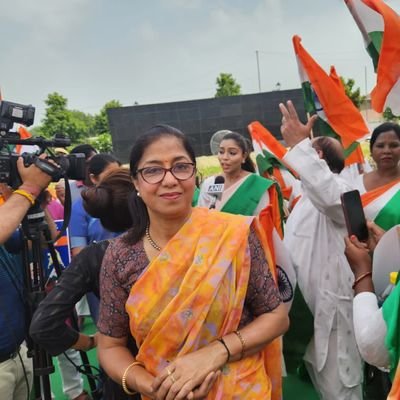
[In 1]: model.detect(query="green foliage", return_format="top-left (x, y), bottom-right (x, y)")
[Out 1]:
top-left (94, 100), bottom-right (122, 135)
top-left (37, 93), bottom-right (122, 146)
top-left (30, 126), bottom-right (44, 137)
top-left (215, 73), bottom-right (241, 98)
top-left (90, 133), bottom-right (113, 153)
top-left (383, 107), bottom-right (399, 121)
top-left (69, 110), bottom-right (96, 137)
top-left (40, 92), bottom-right (92, 143)
top-left (196, 155), bottom-right (221, 183)
top-left (340, 77), bottom-right (366, 109)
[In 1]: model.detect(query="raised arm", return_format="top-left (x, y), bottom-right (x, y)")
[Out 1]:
top-left (280, 101), bottom-right (351, 224)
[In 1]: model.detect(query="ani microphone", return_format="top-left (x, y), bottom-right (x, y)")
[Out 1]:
top-left (207, 175), bottom-right (225, 209)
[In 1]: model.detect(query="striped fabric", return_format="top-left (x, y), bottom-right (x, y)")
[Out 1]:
top-left (361, 179), bottom-right (400, 230)
top-left (345, 0), bottom-right (400, 115)
top-left (293, 35), bottom-right (369, 172)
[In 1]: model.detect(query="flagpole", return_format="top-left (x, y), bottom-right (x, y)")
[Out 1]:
top-left (256, 50), bottom-right (261, 92)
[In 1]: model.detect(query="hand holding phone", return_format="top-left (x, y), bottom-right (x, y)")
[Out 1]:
top-left (341, 190), bottom-right (369, 242)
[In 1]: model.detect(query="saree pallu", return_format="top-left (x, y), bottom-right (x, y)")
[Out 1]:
top-left (361, 179), bottom-right (400, 231)
top-left (125, 207), bottom-right (272, 399)
top-left (382, 276), bottom-right (400, 399)
top-left (222, 175), bottom-right (286, 400)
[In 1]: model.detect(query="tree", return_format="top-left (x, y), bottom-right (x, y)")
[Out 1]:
top-left (383, 107), bottom-right (399, 122)
top-left (215, 73), bottom-right (241, 98)
top-left (41, 92), bottom-right (69, 138)
top-left (340, 77), bottom-right (366, 109)
top-left (40, 92), bottom-right (92, 143)
top-left (93, 100), bottom-right (122, 136)
top-left (90, 133), bottom-right (113, 153)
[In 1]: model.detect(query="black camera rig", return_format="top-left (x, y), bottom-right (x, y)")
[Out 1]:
top-left (0, 100), bottom-right (86, 188)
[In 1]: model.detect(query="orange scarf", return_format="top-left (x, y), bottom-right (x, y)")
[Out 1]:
top-left (125, 207), bottom-right (274, 399)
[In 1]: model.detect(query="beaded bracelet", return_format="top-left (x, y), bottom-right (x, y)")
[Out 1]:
top-left (352, 271), bottom-right (373, 290)
top-left (13, 189), bottom-right (35, 205)
top-left (234, 330), bottom-right (246, 360)
top-left (121, 361), bottom-right (144, 395)
top-left (216, 337), bottom-right (231, 362)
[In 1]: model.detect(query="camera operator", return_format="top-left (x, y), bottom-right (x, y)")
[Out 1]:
top-left (0, 156), bottom-right (52, 400)
top-left (0, 156), bottom-right (52, 244)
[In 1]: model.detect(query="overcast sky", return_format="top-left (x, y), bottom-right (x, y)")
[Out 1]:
top-left (1, 0), bottom-right (399, 126)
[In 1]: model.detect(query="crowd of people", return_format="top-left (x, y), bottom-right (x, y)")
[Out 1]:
top-left (0, 99), bottom-right (399, 400)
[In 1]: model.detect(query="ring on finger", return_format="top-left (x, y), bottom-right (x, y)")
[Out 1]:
top-left (169, 373), bottom-right (176, 383)
top-left (166, 367), bottom-right (173, 376)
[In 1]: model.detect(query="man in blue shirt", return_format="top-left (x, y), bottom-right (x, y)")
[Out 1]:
top-left (0, 158), bottom-right (52, 400)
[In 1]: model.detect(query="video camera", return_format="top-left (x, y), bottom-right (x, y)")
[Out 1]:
top-left (0, 100), bottom-right (86, 188)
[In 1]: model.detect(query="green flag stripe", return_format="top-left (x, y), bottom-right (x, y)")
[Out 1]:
top-left (374, 189), bottom-right (400, 231)
top-left (382, 281), bottom-right (400, 380)
top-left (367, 31), bottom-right (383, 72)
top-left (256, 150), bottom-right (291, 176)
top-left (301, 80), bottom-right (361, 161)
top-left (301, 82), bottom-right (317, 115)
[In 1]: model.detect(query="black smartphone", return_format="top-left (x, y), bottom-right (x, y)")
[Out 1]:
top-left (340, 190), bottom-right (369, 242)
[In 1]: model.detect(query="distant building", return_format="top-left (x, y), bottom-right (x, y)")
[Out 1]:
top-left (360, 96), bottom-right (384, 133)
top-left (108, 89), bottom-right (306, 162)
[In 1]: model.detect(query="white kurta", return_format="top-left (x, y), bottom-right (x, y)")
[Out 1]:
top-left (353, 292), bottom-right (389, 368)
top-left (283, 139), bottom-right (363, 397)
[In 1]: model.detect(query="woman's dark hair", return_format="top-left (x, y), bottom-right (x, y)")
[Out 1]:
top-left (82, 167), bottom-right (133, 232)
top-left (220, 132), bottom-right (255, 173)
top-left (312, 136), bottom-right (345, 173)
top-left (370, 122), bottom-right (400, 151)
top-left (88, 153), bottom-right (121, 177)
top-left (70, 144), bottom-right (97, 160)
top-left (127, 124), bottom-right (196, 244)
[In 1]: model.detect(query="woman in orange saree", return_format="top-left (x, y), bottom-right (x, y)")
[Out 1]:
top-left (97, 124), bottom-right (289, 399)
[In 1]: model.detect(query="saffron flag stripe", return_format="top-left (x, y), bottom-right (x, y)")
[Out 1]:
top-left (345, 0), bottom-right (400, 115)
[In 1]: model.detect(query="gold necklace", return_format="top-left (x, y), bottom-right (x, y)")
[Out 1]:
top-left (145, 226), bottom-right (161, 251)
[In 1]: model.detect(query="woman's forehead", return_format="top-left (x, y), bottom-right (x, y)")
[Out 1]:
top-left (375, 130), bottom-right (400, 142)
top-left (220, 139), bottom-right (241, 149)
top-left (140, 137), bottom-right (190, 163)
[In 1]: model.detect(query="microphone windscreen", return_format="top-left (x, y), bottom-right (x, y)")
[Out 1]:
top-left (214, 175), bottom-right (225, 184)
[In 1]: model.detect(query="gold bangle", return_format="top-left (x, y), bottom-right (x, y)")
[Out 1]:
top-left (352, 271), bottom-right (373, 290)
top-left (234, 330), bottom-right (246, 360)
top-left (13, 189), bottom-right (35, 205)
top-left (121, 361), bottom-right (144, 395)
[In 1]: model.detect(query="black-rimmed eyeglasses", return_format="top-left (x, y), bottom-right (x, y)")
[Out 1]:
top-left (136, 162), bottom-right (196, 184)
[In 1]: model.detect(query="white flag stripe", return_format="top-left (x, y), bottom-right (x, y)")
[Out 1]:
top-left (296, 54), bottom-right (309, 84)
top-left (347, 0), bottom-right (383, 44)
top-left (364, 182), bottom-right (400, 221)
top-left (383, 77), bottom-right (400, 115)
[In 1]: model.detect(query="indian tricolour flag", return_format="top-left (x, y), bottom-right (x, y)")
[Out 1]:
top-left (293, 35), bottom-right (370, 179)
top-left (345, 0), bottom-right (400, 115)
top-left (361, 178), bottom-right (400, 230)
top-left (381, 226), bottom-right (400, 399)
top-left (248, 121), bottom-right (301, 209)
top-left (15, 125), bottom-right (40, 154)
